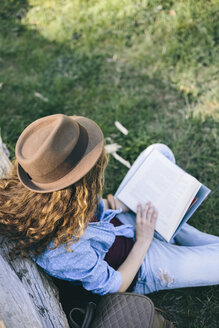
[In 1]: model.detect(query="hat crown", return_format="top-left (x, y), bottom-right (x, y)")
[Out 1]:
top-left (16, 114), bottom-right (104, 193)
top-left (16, 114), bottom-right (86, 182)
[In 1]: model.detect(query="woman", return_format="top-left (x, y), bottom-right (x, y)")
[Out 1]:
top-left (0, 114), bottom-right (218, 295)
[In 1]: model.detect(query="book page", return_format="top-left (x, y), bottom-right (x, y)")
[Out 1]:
top-left (117, 150), bottom-right (201, 241)
top-left (159, 176), bottom-right (200, 240)
top-left (171, 184), bottom-right (210, 240)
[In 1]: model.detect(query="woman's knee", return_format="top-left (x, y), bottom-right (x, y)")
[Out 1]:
top-left (141, 143), bottom-right (175, 164)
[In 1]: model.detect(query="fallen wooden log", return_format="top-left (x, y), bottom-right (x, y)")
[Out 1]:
top-left (0, 133), bottom-right (69, 327)
top-left (0, 238), bottom-right (69, 328)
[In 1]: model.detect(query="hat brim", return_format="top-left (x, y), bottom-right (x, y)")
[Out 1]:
top-left (17, 116), bottom-right (104, 193)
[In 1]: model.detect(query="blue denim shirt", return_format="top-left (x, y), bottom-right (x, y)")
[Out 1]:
top-left (34, 199), bottom-right (135, 295)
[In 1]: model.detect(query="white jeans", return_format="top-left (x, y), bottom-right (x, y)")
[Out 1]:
top-left (115, 144), bottom-right (219, 294)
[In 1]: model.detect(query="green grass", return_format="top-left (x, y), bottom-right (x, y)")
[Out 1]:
top-left (0, 0), bottom-right (219, 327)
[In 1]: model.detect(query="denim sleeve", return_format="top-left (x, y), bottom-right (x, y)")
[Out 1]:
top-left (82, 252), bottom-right (122, 295)
top-left (35, 239), bottom-right (122, 295)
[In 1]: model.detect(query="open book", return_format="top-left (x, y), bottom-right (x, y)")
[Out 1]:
top-left (116, 149), bottom-right (210, 242)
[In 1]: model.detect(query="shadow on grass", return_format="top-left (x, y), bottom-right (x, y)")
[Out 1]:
top-left (0, 0), bottom-right (187, 150)
top-left (0, 2), bottom-right (218, 328)
top-left (150, 286), bottom-right (219, 328)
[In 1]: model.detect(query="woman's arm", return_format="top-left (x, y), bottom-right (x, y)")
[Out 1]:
top-left (117, 202), bottom-right (157, 292)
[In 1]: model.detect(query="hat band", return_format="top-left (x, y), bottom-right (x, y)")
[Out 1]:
top-left (29, 123), bottom-right (89, 184)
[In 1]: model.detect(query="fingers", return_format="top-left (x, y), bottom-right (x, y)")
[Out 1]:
top-left (107, 194), bottom-right (116, 210)
top-left (136, 201), bottom-right (158, 225)
top-left (146, 205), bottom-right (154, 222)
top-left (136, 202), bottom-right (142, 224)
top-left (136, 202), bottom-right (149, 223)
top-left (142, 202), bottom-right (150, 219)
top-left (151, 209), bottom-right (158, 227)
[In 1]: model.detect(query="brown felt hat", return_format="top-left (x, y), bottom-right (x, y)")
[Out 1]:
top-left (15, 114), bottom-right (104, 193)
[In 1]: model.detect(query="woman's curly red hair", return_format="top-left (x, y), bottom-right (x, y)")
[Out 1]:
top-left (0, 150), bottom-right (108, 257)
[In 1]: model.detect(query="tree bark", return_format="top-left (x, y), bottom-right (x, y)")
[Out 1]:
top-left (0, 238), bottom-right (69, 328)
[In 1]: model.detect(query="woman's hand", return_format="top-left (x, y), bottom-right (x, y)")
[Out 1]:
top-left (118, 201), bottom-right (157, 292)
top-left (115, 198), bottom-right (129, 212)
top-left (135, 202), bottom-right (157, 247)
top-left (105, 194), bottom-right (129, 212)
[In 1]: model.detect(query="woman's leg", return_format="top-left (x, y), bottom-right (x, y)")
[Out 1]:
top-left (173, 223), bottom-right (219, 246)
top-left (133, 238), bottom-right (219, 294)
